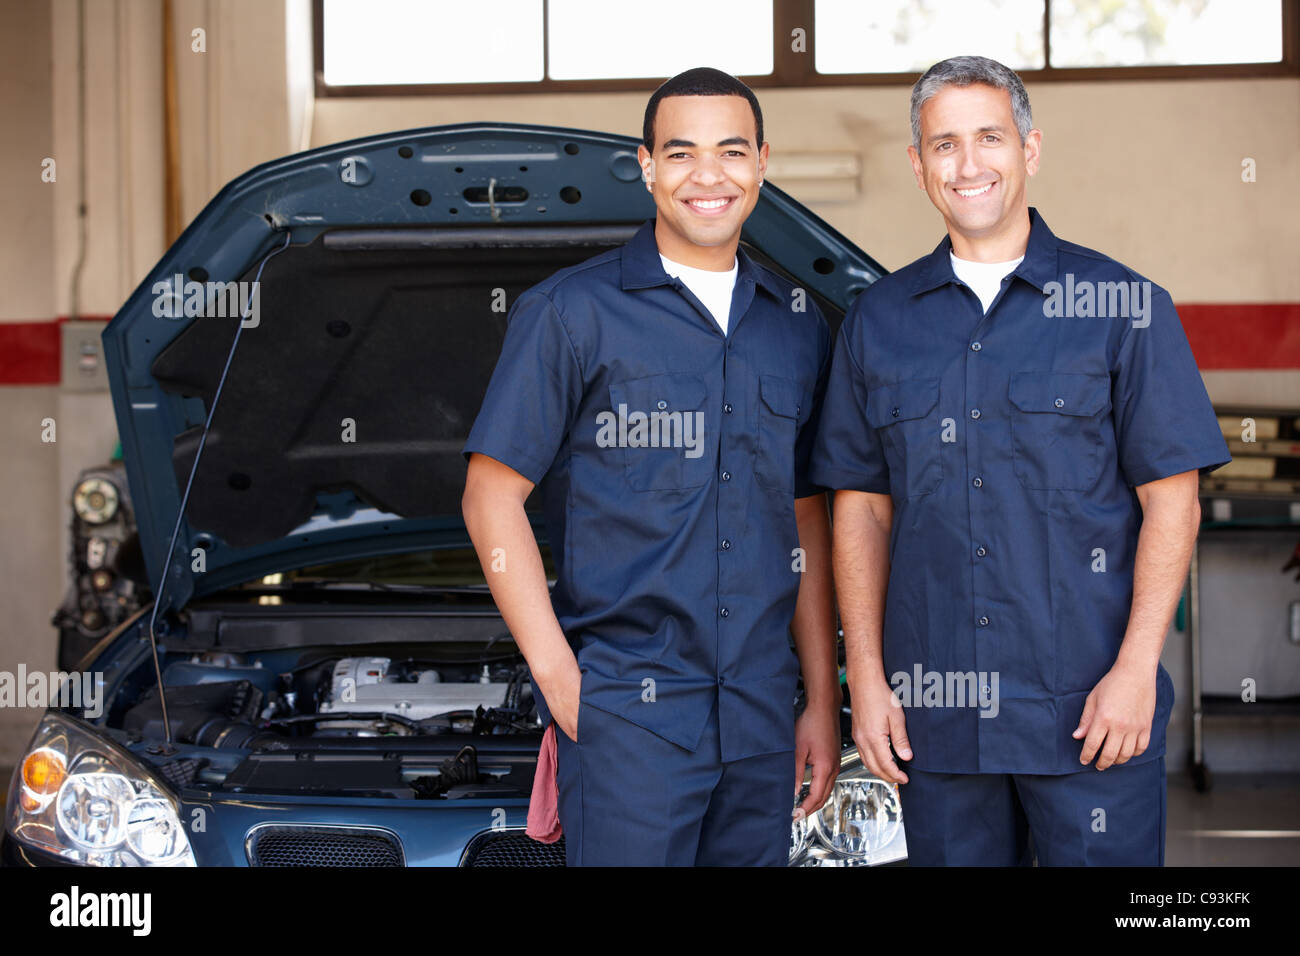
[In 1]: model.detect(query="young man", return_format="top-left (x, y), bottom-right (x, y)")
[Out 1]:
top-left (462, 67), bottom-right (840, 866)
top-left (810, 56), bottom-right (1229, 865)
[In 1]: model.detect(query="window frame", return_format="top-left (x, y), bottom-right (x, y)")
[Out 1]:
top-left (313, 0), bottom-right (1300, 98)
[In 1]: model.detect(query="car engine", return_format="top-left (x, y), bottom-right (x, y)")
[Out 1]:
top-left (315, 656), bottom-right (515, 732)
top-left (121, 649), bottom-right (538, 746)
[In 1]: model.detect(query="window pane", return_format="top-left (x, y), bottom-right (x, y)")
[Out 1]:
top-left (548, 0), bottom-right (773, 80)
top-left (1050, 0), bottom-right (1283, 67)
top-left (815, 0), bottom-right (1046, 74)
top-left (322, 0), bottom-right (544, 86)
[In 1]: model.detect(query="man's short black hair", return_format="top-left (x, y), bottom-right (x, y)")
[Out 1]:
top-left (642, 67), bottom-right (764, 153)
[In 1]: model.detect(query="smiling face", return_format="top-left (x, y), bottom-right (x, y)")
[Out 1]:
top-left (907, 83), bottom-right (1041, 260)
top-left (637, 94), bottom-right (768, 270)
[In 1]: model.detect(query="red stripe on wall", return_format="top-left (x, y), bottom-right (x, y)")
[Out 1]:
top-left (0, 320), bottom-right (61, 384)
top-left (0, 307), bottom-right (1296, 383)
top-left (1179, 303), bottom-right (1300, 370)
top-left (0, 317), bottom-right (110, 384)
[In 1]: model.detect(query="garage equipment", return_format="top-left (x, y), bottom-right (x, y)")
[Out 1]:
top-left (1185, 405), bottom-right (1300, 791)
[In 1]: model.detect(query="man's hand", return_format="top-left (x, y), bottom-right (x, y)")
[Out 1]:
top-left (1073, 658), bottom-right (1156, 770)
top-left (794, 698), bottom-right (841, 817)
top-left (543, 667), bottom-right (582, 743)
top-left (850, 675), bottom-right (912, 784)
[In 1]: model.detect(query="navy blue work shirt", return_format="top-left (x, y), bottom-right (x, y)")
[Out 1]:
top-left (464, 219), bottom-right (831, 762)
top-left (810, 208), bottom-right (1230, 775)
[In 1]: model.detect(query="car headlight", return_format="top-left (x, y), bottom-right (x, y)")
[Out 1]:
top-left (5, 713), bottom-right (194, 866)
top-left (790, 747), bottom-right (907, 866)
top-left (73, 477), bottom-right (119, 524)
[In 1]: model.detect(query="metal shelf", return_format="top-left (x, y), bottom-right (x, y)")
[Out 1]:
top-left (1186, 486), bottom-right (1300, 793)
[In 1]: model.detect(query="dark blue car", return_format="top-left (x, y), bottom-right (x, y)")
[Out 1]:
top-left (3, 123), bottom-right (905, 867)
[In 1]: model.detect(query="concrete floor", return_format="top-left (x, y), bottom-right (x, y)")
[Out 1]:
top-left (1166, 772), bottom-right (1300, 866)
top-left (1, 765), bottom-right (1296, 865)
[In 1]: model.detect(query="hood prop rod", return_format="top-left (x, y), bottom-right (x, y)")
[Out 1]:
top-left (145, 231), bottom-right (292, 753)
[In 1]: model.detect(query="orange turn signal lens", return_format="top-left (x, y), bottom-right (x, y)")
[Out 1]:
top-left (21, 747), bottom-right (67, 796)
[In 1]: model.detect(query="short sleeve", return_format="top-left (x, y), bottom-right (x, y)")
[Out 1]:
top-left (1111, 288), bottom-right (1231, 487)
top-left (807, 314), bottom-right (891, 494)
top-left (462, 291), bottom-right (584, 484)
top-left (794, 303), bottom-right (833, 498)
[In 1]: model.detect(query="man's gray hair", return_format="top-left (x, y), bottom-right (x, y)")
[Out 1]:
top-left (910, 56), bottom-right (1033, 150)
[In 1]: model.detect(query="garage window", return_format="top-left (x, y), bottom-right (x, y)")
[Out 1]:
top-left (314, 0), bottom-right (1297, 95)
top-left (547, 0), bottom-right (773, 79)
top-left (1047, 0), bottom-right (1285, 68)
top-left (814, 0), bottom-right (1047, 73)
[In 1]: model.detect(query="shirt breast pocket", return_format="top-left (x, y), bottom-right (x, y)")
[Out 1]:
top-left (605, 373), bottom-right (710, 491)
top-left (1008, 371), bottom-right (1111, 491)
top-left (754, 374), bottom-right (806, 494)
top-left (864, 378), bottom-right (943, 498)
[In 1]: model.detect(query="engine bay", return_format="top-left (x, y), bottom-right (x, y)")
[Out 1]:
top-left (123, 649), bottom-right (537, 742)
top-left (114, 641), bottom-right (545, 800)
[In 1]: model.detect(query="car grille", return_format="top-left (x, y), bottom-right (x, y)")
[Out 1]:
top-left (460, 830), bottom-right (566, 867)
top-left (247, 825), bottom-right (405, 867)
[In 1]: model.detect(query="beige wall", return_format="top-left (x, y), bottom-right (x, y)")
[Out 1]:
top-left (1, 0), bottom-right (55, 319)
top-left (44, 0), bottom-right (301, 319)
top-left (0, 0), bottom-right (60, 762)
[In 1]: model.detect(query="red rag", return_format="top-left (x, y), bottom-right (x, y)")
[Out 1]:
top-left (525, 721), bottom-right (562, 843)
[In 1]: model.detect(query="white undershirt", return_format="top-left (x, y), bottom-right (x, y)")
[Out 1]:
top-left (660, 253), bottom-right (738, 335)
top-left (950, 251), bottom-right (1024, 314)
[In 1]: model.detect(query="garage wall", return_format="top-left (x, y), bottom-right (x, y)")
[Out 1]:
top-left (0, 0), bottom-right (63, 767)
top-left (0, 0), bottom-right (56, 320)
top-left (0, 0), bottom-right (1296, 769)
top-left (0, 0), bottom-right (305, 767)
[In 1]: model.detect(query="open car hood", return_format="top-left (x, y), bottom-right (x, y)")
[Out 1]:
top-left (102, 122), bottom-right (885, 618)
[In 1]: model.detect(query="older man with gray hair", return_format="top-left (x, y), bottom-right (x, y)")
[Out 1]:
top-left (810, 56), bottom-right (1229, 865)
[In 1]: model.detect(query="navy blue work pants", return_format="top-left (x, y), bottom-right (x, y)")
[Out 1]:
top-left (899, 757), bottom-right (1167, 866)
top-left (555, 696), bottom-right (794, 866)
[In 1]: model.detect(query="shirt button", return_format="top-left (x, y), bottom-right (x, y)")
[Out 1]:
top-left (976, 546), bottom-right (987, 557)
top-left (657, 399), bottom-right (668, 410)
top-left (970, 408), bottom-right (981, 420)
top-left (719, 607), bottom-right (730, 618)
top-left (1054, 398), bottom-right (1064, 408)
top-left (718, 676), bottom-right (727, 686)
top-left (721, 538), bottom-right (731, 550)
top-left (723, 403), bottom-right (733, 414)
top-left (721, 470), bottom-right (731, 481)
top-left (970, 341), bottom-right (982, 352)
top-left (978, 616), bottom-right (990, 627)
top-left (972, 476), bottom-right (983, 488)
top-left (891, 406), bottom-right (901, 418)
